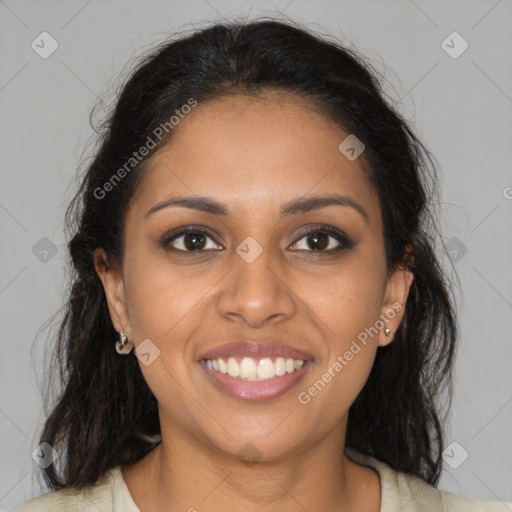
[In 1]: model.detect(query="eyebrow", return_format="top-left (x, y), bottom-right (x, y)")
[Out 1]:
top-left (145, 193), bottom-right (369, 223)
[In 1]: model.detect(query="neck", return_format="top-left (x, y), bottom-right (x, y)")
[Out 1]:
top-left (122, 423), bottom-right (381, 512)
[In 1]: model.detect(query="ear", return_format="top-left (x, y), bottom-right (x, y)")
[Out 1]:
top-left (378, 246), bottom-right (415, 347)
top-left (93, 248), bottom-right (132, 340)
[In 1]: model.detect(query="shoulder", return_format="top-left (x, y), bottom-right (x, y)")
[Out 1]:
top-left (10, 468), bottom-right (118, 512)
top-left (345, 447), bottom-right (512, 512)
top-left (392, 468), bottom-right (511, 511)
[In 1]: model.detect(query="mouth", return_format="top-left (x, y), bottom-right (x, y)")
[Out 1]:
top-left (197, 341), bottom-right (314, 401)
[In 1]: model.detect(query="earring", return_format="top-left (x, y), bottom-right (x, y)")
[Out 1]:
top-left (115, 329), bottom-right (134, 355)
top-left (384, 327), bottom-right (393, 341)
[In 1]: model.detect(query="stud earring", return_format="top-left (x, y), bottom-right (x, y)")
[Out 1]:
top-left (384, 327), bottom-right (393, 341)
top-left (115, 329), bottom-right (134, 355)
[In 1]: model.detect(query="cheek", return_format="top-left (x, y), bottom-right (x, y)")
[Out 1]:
top-left (123, 255), bottom-right (207, 343)
top-left (297, 255), bottom-right (385, 399)
top-left (298, 279), bottom-right (382, 419)
top-left (122, 261), bottom-right (209, 424)
top-left (305, 256), bottom-right (385, 346)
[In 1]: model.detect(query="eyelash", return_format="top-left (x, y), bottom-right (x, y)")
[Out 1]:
top-left (160, 224), bottom-right (354, 255)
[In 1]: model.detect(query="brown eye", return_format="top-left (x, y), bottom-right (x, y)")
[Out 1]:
top-left (290, 225), bottom-right (354, 253)
top-left (161, 226), bottom-right (223, 252)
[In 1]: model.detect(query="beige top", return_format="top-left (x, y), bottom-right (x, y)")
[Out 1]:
top-left (11, 449), bottom-right (512, 511)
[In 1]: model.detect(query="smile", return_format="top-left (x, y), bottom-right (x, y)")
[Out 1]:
top-left (203, 356), bottom-right (306, 381)
top-left (199, 356), bottom-right (313, 401)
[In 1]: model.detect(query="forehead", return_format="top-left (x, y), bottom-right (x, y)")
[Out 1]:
top-left (129, 92), bottom-right (381, 227)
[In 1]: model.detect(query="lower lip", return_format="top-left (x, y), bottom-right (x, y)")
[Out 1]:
top-left (199, 360), bottom-right (313, 401)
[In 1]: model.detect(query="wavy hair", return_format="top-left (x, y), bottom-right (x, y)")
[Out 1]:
top-left (36, 17), bottom-right (457, 490)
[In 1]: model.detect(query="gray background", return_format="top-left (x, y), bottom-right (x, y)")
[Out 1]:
top-left (1, 0), bottom-right (511, 509)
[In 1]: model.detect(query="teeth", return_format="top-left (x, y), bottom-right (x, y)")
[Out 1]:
top-left (240, 357), bottom-right (257, 380)
top-left (205, 356), bottom-right (307, 381)
top-left (257, 358), bottom-right (274, 380)
top-left (218, 358), bottom-right (228, 374)
top-left (227, 357), bottom-right (240, 377)
top-left (274, 357), bottom-right (286, 376)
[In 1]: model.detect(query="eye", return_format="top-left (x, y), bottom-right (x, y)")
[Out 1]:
top-left (290, 224), bottom-right (354, 253)
top-left (161, 225), bottom-right (223, 252)
top-left (161, 224), bottom-right (354, 254)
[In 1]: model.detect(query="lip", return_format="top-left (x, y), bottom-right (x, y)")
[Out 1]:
top-left (199, 358), bottom-right (313, 401)
top-left (197, 341), bottom-right (314, 401)
top-left (198, 340), bottom-right (314, 362)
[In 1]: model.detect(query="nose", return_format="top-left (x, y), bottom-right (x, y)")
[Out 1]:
top-left (216, 240), bottom-right (297, 328)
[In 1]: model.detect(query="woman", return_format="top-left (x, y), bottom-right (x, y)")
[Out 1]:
top-left (13, 17), bottom-right (511, 512)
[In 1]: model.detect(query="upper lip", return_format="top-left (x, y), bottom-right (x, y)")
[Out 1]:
top-left (198, 341), bottom-right (314, 361)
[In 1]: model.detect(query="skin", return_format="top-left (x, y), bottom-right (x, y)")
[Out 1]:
top-left (94, 91), bottom-right (414, 512)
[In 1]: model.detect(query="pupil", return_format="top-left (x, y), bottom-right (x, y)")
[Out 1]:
top-left (308, 232), bottom-right (327, 250)
top-left (185, 232), bottom-right (205, 250)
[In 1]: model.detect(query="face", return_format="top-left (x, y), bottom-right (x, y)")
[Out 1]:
top-left (95, 92), bottom-right (413, 461)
